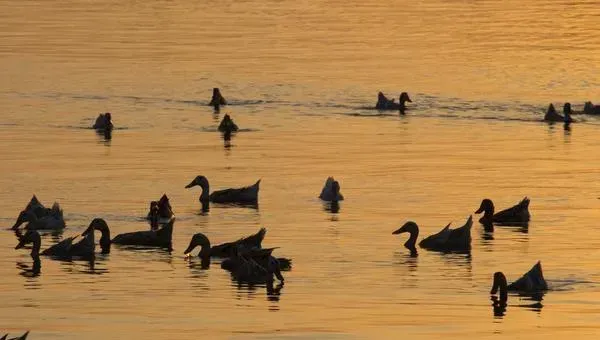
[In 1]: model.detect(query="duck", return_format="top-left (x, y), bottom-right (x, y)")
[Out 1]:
top-left (12, 209), bottom-right (66, 231)
top-left (183, 230), bottom-right (290, 283)
top-left (475, 197), bottom-right (530, 226)
top-left (218, 114), bottom-right (239, 133)
top-left (185, 176), bottom-right (260, 209)
top-left (583, 101), bottom-right (600, 115)
top-left (0, 331), bottom-right (30, 340)
top-left (83, 218), bottom-right (173, 252)
top-left (544, 103), bottom-right (574, 123)
top-left (209, 87), bottom-right (227, 109)
top-left (22, 195), bottom-right (58, 218)
top-left (146, 194), bottom-right (174, 222)
top-left (15, 229), bottom-right (94, 259)
top-left (375, 92), bottom-right (412, 112)
top-left (392, 216), bottom-right (473, 255)
top-left (491, 261), bottom-right (548, 303)
top-left (318, 177), bottom-right (344, 202)
top-left (93, 112), bottom-right (113, 131)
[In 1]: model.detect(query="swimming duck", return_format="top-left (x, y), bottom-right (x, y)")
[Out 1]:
top-left (491, 261), bottom-right (548, 303)
top-left (209, 88), bottom-right (227, 109)
top-left (185, 176), bottom-right (260, 208)
top-left (544, 103), bottom-right (574, 123)
top-left (375, 92), bottom-right (412, 111)
top-left (475, 197), bottom-right (530, 226)
top-left (84, 218), bottom-right (173, 252)
top-left (12, 209), bottom-right (66, 231)
top-left (583, 101), bottom-right (600, 115)
top-left (318, 177), bottom-right (344, 202)
top-left (183, 230), bottom-right (289, 282)
top-left (0, 331), bottom-right (30, 340)
top-left (392, 216), bottom-right (473, 255)
top-left (218, 114), bottom-right (239, 133)
top-left (221, 247), bottom-right (285, 284)
top-left (93, 112), bottom-right (113, 131)
top-left (22, 195), bottom-right (59, 219)
top-left (15, 229), bottom-right (94, 259)
top-left (146, 194), bottom-right (174, 222)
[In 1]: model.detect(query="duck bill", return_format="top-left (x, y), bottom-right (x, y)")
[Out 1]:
top-left (184, 181), bottom-right (196, 189)
top-left (183, 243), bottom-right (196, 256)
top-left (475, 205), bottom-right (484, 214)
top-left (15, 239), bottom-right (26, 250)
top-left (392, 227), bottom-right (405, 235)
top-left (11, 219), bottom-right (23, 230)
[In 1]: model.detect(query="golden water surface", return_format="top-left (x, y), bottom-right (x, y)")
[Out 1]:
top-left (1, 0), bottom-right (600, 339)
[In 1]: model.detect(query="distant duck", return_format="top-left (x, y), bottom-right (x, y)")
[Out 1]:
top-left (183, 229), bottom-right (290, 282)
top-left (0, 331), bottom-right (30, 340)
top-left (475, 197), bottom-right (530, 226)
top-left (146, 194), bottom-right (174, 222)
top-left (544, 103), bottom-right (574, 123)
top-left (12, 208), bottom-right (65, 231)
top-left (93, 112), bottom-right (113, 131)
top-left (15, 229), bottom-right (94, 259)
top-left (392, 216), bottom-right (473, 255)
top-left (375, 92), bottom-right (412, 112)
top-left (583, 101), bottom-right (600, 115)
top-left (218, 114), bottom-right (239, 133)
top-left (491, 261), bottom-right (548, 302)
top-left (83, 218), bottom-right (173, 252)
top-left (185, 176), bottom-right (260, 209)
top-left (209, 88), bottom-right (227, 109)
top-left (318, 177), bottom-right (344, 202)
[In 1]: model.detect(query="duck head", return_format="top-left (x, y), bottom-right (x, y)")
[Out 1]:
top-left (399, 92), bottom-right (412, 104)
top-left (184, 232), bottom-right (212, 262)
top-left (15, 230), bottom-right (41, 257)
top-left (491, 271), bottom-right (508, 303)
top-left (85, 218), bottom-right (111, 253)
top-left (392, 221), bottom-right (419, 255)
top-left (475, 199), bottom-right (495, 218)
top-left (185, 176), bottom-right (210, 202)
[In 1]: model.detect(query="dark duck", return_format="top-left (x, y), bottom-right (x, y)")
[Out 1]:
top-left (475, 197), bottom-right (530, 226)
top-left (392, 216), bottom-right (472, 255)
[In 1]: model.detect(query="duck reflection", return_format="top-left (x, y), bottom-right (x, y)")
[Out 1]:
top-left (323, 201), bottom-right (340, 215)
top-left (491, 291), bottom-right (544, 318)
top-left (16, 255), bottom-right (41, 278)
top-left (96, 128), bottom-right (112, 143)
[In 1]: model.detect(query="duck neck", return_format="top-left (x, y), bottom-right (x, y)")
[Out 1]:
top-left (482, 206), bottom-right (494, 223)
top-left (404, 229), bottom-right (419, 254)
top-left (96, 225), bottom-right (111, 253)
top-left (491, 273), bottom-right (508, 303)
top-left (200, 183), bottom-right (210, 204)
top-left (199, 243), bottom-right (211, 263)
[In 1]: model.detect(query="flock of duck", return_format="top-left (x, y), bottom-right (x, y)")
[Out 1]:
top-left (8, 87), bottom-right (587, 337)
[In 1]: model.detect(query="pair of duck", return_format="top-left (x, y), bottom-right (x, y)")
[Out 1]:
top-left (12, 196), bottom-right (65, 231)
top-left (93, 112), bottom-right (113, 131)
top-left (545, 103), bottom-right (575, 123)
top-left (392, 197), bottom-right (530, 254)
top-left (376, 92), bottom-right (412, 112)
top-left (15, 218), bottom-right (174, 260)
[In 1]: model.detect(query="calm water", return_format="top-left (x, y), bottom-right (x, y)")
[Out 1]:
top-left (1, 0), bottom-right (600, 338)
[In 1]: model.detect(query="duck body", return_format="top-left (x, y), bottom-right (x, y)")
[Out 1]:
top-left (209, 88), bottom-right (227, 108)
top-left (475, 197), bottom-right (530, 225)
top-left (583, 101), bottom-right (600, 115)
top-left (375, 92), bottom-right (412, 112)
top-left (220, 247), bottom-right (285, 284)
top-left (1, 331), bottom-right (29, 340)
top-left (93, 112), bottom-right (113, 131)
top-left (12, 209), bottom-right (65, 231)
top-left (318, 177), bottom-right (344, 202)
top-left (218, 114), bottom-right (239, 133)
top-left (85, 218), bottom-right (173, 252)
top-left (23, 195), bottom-right (58, 219)
top-left (185, 175), bottom-right (260, 206)
top-left (393, 216), bottom-right (472, 254)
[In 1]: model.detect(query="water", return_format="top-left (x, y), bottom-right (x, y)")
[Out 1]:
top-left (1, 0), bottom-right (600, 338)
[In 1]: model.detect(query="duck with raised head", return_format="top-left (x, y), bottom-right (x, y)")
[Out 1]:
top-left (185, 176), bottom-right (260, 209)
top-left (209, 88), bottom-right (227, 109)
top-left (491, 261), bottom-right (548, 304)
top-left (84, 218), bottom-right (173, 252)
top-left (392, 216), bottom-right (473, 255)
top-left (183, 230), bottom-right (290, 282)
top-left (15, 229), bottom-right (94, 259)
top-left (318, 177), bottom-right (344, 202)
top-left (544, 103), bottom-right (575, 123)
top-left (146, 194), bottom-right (174, 222)
top-left (375, 92), bottom-right (412, 111)
top-left (218, 114), bottom-right (239, 133)
top-left (475, 197), bottom-right (530, 226)
top-left (93, 112), bottom-right (113, 131)
top-left (12, 208), bottom-right (65, 231)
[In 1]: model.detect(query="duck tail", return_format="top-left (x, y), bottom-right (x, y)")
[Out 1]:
top-left (520, 197), bottom-right (531, 208)
top-left (51, 202), bottom-right (63, 217)
top-left (277, 257), bottom-right (292, 271)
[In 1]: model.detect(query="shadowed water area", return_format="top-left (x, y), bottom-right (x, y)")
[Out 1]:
top-left (1, 0), bottom-right (600, 339)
